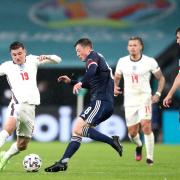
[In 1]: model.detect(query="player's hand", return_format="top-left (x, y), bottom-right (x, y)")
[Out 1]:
top-left (38, 55), bottom-right (48, 61)
top-left (114, 86), bottom-right (122, 96)
top-left (152, 94), bottom-right (160, 104)
top-left (163, 95), bottom-right (172, 107)
top-left (73, 82), bottom-right (82, 94)
top-left (57, 75), bottom-right (71, 84)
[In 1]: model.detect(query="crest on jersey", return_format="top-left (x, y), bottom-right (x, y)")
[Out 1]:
top-left (132, 65), bottom-right (137, 71)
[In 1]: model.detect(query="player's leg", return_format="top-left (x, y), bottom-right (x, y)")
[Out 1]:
top-left (1, 137), bottom-right (29, 161)
top-left (141, 120), bottom-right (154, 165)
top-left (140, 103), bottom-right (154, 165)
top-left (0, 104), bottom-right (18, 170)
top-left (44, 117), bottom-right (84, 172)
top-left (128, 125), bottom-right (143, 161)
top-left (0, 104), bottom-right (35, 171)
top-left (80, 100), bottom-right (123, 156)
top-left (0, 137), bottom-right (30, 171)
top-left (0, 142), bottom-right (19, 171)
top-left (44, 118), bottom-right (122, 172)
top-left (125, 107), bottom-right (143, 161)
top-left (44, 100), bottom-right (123, 172)
top-left (0, 117), bottom-right (16, 148)
top-left (0, 103), bottom-right (17, 148)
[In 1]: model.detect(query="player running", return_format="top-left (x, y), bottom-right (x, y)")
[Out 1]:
top-left (114, 36), bottom-right (165, 165)
top-left (45, 38), bottom-right (123, 172)
top-left (163, 27), bottom-right (180, 107)
top-left (0, 41), bottom-right (61, 171)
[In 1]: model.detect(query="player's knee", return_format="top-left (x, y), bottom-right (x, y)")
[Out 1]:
top-left (128, 130), bottom-right (138, 138)
top-left (141, 123), bottom-right (151, 134)
top-left (142, 127), bottom-right (151, 134)
top-left (72, 127), bottom-right (82, 136)
top-left (17, 142), bottom-right (28, 151)
top-left (18, 144), bottom-right (27, 151)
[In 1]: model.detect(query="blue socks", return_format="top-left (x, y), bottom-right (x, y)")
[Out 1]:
top-left (60, 136), bottom-right (82, 163)
top-left (82, 126), bottom-right (113, 146)
top-left (60, 127), bottom-right (114, 163)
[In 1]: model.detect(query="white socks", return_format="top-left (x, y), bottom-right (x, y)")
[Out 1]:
top-left (4, 142), bottom-right (19, 160)
top-left (129, 133), bottom-right (142, 147)
top-left (0, 130), bottom-right (21, 161)
top-left (0, 130), bottom-right (9, 148)
top-left (144, 132), bottom-right (154, 160)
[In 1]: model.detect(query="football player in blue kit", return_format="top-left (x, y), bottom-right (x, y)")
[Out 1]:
top-left (45, 38), bottom-right (123, 172)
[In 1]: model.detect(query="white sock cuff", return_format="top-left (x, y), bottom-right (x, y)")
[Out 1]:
top-left (0, 130), bottom-right (9, 138)
top-left (128, 133), bottom-right (133, 141)
top-left (133, 133), bottom-right (143, 147)
top-left (144, 132), bottom-right (154, 139)
top-left (129, 133), bottom-right (142, 147)
top-left (4, 142), bottom-right (19, 160)
top-left (144, 132), bottom-right (154, 160)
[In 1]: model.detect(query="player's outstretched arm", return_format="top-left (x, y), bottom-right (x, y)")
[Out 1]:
top-left (57, 75), bottom-right (71, 84)
top-left (38, 55), bottom-right (62, 64)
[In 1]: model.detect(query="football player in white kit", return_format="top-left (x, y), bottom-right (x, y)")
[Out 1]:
top-left (0, 41), bottom-right (61, 170)
top-left (163, 27), bottom-right (180, 107)
top-left (114, 37), bottom-right (165, 165)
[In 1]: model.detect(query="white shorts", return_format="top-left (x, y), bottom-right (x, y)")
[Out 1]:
top-left (125, 103), bottom-right (152, 127)
top-left (7, 103), bottom-right (36, 138)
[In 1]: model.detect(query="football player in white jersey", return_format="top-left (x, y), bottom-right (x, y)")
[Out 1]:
top-left (0, 41), bottom-right (61, 170)
top-left (163, 27), bottom-right (180, 107)
top-left (114, 37), bottom-right (165, 165)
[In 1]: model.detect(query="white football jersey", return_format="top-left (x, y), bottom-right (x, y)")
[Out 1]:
top-left (0, 54), bottom-right (61, 105)
top-left (115, 54), bottom-right (160, 106)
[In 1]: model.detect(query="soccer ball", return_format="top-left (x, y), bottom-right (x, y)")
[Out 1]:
top-left (23, 154), bottom-right (42, 172)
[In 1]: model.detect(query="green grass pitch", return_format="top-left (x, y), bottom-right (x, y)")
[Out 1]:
top-left (0, 141), bottom-right (180, 180)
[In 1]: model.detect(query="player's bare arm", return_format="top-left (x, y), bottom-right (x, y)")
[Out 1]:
top-left (57, 75), bottom-right (83, 94)
top-left (114, 73), bottom-right (122, 96)
top-left (152, 70), bottom-right (165, 103)
top-left (57, 75), bottom-right (71, 84)
top-left (73, 82), bottom-right (82, 95)
top-left (38, 55), bottom-right (61, 64)
top-left (163, 73), bottom-right (180, 107)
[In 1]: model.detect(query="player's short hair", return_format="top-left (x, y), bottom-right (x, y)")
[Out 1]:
top-left (9, 41), bottom-right (25, 51)
top-left (175, 27), bottom-right (180, 34)
top-left (129, 36), bottom-right (144, 51)
top-left (74, 38), bottom-right (93, 48)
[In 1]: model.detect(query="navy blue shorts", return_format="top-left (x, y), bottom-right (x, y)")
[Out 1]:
top-left (80, 100), bottom-right (114, 126)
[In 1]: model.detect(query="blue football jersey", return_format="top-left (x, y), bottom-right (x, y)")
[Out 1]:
top-left (83, 51), bottom-right (114, 103)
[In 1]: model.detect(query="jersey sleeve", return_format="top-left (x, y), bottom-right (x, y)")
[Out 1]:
top-left (27, 54), bottom-right (61, 66)
top-left (150, 58), bottom-right (160, 74)
top-left (87, 58), bottom-right (98, 69)
top-left (81, 64), bottom-right (97, 84)
top-left (26, 55), bottom-right (39, 66)
top-left (115, 58), bottom-right (123, 75)
top-left (81, 53), bottom-right (98, 85)
top-left (0, 62), bottom-right (8, 76)
top-left (179, 59), bottom-right (180, 73)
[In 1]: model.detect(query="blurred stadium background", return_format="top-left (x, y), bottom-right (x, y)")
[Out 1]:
top-left (0, 0), bottom-right (179, 144)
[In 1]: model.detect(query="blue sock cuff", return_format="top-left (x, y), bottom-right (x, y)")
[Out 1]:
top-left (82, 126), bottom-right (90, 137)
top-left (71, 136), bottom-right (82, 143)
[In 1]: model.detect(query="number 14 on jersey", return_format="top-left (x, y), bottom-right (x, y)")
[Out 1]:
top-left (131, 74), bottom-right (138, 83)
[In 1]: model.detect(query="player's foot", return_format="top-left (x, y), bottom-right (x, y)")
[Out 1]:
top-left (0, 151), bottom-right (8, 171)
top-left (146, 158), bottom-right (153, 166)
top-left (44, 161), bottom-right (68, 172)
top-left (112, 136), bottom-right (123, 156)
top-left (135, 146), bottom-right (142, 161)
